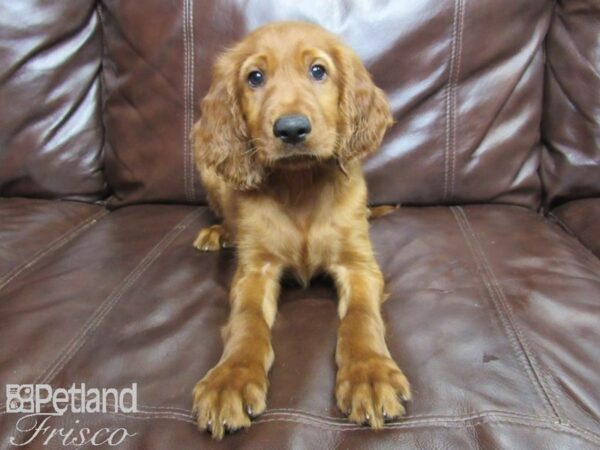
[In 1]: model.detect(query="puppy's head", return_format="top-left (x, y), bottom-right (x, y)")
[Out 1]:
top-left (194, 21), bottom-right (393, 190)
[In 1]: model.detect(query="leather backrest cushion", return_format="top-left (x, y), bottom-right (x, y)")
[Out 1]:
top-left (101, 0), bottom-right (552, 208)
top-left (0, 1), bottom-right (106, 201)
top-left (541, 0), bottom-right (600, 209)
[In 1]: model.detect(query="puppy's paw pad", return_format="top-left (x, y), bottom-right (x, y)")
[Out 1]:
top-left (336, 356), bottom-right (410, 429)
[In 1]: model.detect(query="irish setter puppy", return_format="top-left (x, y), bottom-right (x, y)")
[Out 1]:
top-left (191, 21), bottom-right (410, 439)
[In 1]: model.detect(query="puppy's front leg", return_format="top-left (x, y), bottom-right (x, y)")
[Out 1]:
top-left (192, 261), bottom-right (282, 439)
top-left (331, 258), bottom-right (411, 428)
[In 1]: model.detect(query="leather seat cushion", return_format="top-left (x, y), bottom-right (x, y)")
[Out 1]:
top-left (551, 198), bottom-right (600, 259)
top-left (1, 204), bottom-right (599, 448)
top-left (0, 198), bottom-right (105, 290)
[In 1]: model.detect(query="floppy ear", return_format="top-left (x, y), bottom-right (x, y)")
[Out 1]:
top-left (193, 51), bottom-right (264, 190)
top-left (335, 47), bottom-right (394, 163)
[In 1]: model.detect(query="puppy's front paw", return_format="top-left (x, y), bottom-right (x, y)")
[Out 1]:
top-left (193, 224), bottom-right (232, 251)
top-left (336, 356), bottom-right (410, 429)
top-left (192, 362), bottom-right (268, 440)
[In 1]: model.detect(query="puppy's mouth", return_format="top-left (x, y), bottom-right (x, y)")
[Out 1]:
top-left (271, 152), bottom-right (321, 169)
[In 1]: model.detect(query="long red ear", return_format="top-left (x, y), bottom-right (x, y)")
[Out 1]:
top-left (193, 51), bottom-right (263, 190)
top-left (335, 46), bottom-right (393, 163)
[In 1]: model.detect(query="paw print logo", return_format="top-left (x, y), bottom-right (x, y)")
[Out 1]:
top-left (5, 385), bottom-right (35, 413)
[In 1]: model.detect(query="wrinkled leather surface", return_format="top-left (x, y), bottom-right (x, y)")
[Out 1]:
top-left (0, 1), bottom-right (106, 201)
top-left (0, 197), bottom-right (104, 289)
top-left (552, 198), bottom-right (600, 259)
top-left (541, 0), bottom-right (600, 208)
top-left (101, 0), bottom-right (549, 208)
top-left (1, 204), bottom-right (599, 449)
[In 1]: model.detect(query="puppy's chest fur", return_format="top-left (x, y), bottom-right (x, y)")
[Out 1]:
top-left (236, 164), bottom-right (367, 283)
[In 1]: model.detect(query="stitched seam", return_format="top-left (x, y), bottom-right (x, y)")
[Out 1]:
top-left (6, 407), bottom-right (540, 426)
top-left (259, 413), bottom-right (599, 443)
top-left (182, 0), bottom-right (195, 203)
top-left (182, 0), bottom-right (190, 202)
top-left (452, 207), bottom-right (563, 422)
top-left (450, 0), bottom-right (465, 198)
top-left (443, 0), bottom-right (464, 201)
top-left (0, 209), bottom-right (108, 292)
top-left (25, 409), bottom-right (598, 445)
top-left (188, 0), bottom-right (196, 202)
top-left (459, 207), bottom-right (566, 422)
top-left (68, 401), bottom-right (563, 427)
top-left (79, 402), bottom-right (554, 424)
top-left (451, 207), bottom-right (553, 415)
top-left (34, 397), bottom-right (564, 425)
top-left (1, 407), bottom-right (598, 444)
top-left (0, 210), bottom-right (201, 412)
top-left (443, 2), bottom-right (457, 200)
top-left (256, 416), bottom-right (599, 444)
top-left (96, 4), bottom-right (110, 200)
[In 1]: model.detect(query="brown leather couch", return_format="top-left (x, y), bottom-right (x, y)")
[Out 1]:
top-left (1, 1), bottom-right (599, 449)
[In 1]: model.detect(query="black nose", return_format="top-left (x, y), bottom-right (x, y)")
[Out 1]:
top-left (273, 115), bottom-right (311, 144)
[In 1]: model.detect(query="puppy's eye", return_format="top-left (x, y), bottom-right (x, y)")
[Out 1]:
top-left (247, 70), bottom-right (265, 87)
top-left (309, 64), bottom-right (327, 81)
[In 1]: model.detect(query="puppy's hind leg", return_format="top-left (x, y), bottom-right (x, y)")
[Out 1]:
top-left (193, 224), bottom-right (232, 251)
top-left (367, 204), bottom-right (399, 220)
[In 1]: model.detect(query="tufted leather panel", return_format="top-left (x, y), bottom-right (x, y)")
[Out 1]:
top-left (100, 0), bottom-right (550, 208)
top-left (541, 0), bottom-right (600, 209)
top-left (551, 198), bottom-right (600, 259)
top-left (0, 1), bottom-right (106, 201)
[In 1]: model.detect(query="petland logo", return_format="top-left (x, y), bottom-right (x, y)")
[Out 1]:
top-left (6, 383), bottom-right (138, 447)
